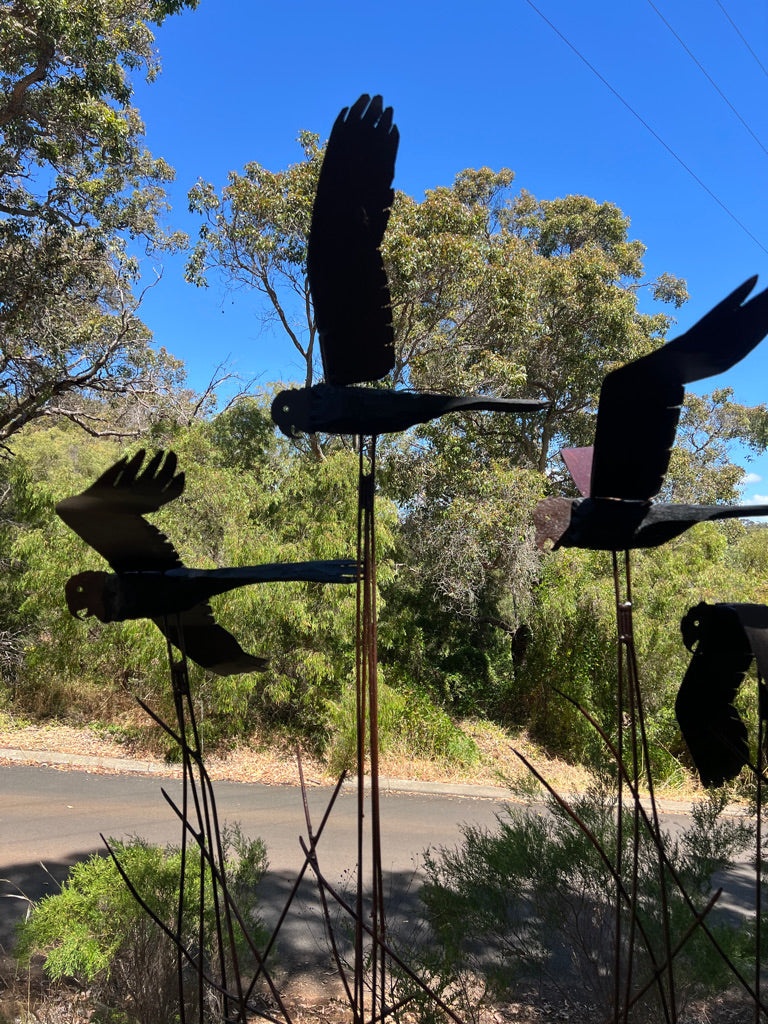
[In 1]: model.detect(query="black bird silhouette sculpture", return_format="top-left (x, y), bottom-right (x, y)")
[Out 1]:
top-left (676, 602), bottom-right (768, 787)
top-left (534, 277), bottom-right (768, 550)
top-left (271, 94), bottom-right (546, 438)
top-left (56, 450), bottom-right (358, 675)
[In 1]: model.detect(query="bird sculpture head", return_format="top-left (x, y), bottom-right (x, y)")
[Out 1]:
top-left (271, 389), bottom-right (310, 438)
top-left (64, 571), bottom-right (110, 622)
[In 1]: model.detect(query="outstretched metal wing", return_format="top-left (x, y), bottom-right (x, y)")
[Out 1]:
top-left (55, 449), bottom-right (184, 573)
top-left (56, 450), bottom-right (266, 675)
top-left (157, 607), bottom-right (268, 676)
top-left (307, 94), bottom-right (399, 386)
top-left (590, 277), bottom-right (768, 501)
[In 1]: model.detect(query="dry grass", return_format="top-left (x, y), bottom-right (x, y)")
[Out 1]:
top-left (1, 964), bottom-right (758, 1024)
top-left (0, 712), bottom-right (706, 804)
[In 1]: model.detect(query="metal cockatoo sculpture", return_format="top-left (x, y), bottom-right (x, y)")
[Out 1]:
top-left (676, 601), bottom-right (768, 788)
top-left (268, 92), bottom-right (546, 1024)
top-left (270, 93), bottom-right (547, 436)
top-left (56, 449), bottom-right (358, 675)
top-left (533, 277), bottom-right (768, 551)
top-left (531, 277), bottom-right (768, 1023)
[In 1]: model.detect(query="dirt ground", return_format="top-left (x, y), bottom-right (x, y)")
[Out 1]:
top-left (0, 714), bottom-right (699, 797)
top-left (1, 953), bottom-right (759, 1024)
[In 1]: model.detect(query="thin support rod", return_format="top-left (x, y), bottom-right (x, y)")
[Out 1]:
top-left (355, 441), bottom-right (367, 1024)
top-left (623, 552), bottom-right (677, 1022)
top-left (554, 686), bottom-right (768, 1009)
top-left (756, 672), bottom-right (764, 1024)
top-left (612, 552), bottom-right (674, 1024)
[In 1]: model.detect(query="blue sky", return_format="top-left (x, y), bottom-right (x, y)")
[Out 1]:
top-left (130, 0), bottom-right (768, 499)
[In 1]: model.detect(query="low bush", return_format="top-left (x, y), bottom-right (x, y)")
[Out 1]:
top-left (412, 787), bottom-right (754, 1023)
top-left (326, 679), bottom-right (479, 776)
top-left (15, 827), bottom-right (268, 1024)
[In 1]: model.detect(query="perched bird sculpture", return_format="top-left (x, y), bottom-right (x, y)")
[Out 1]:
top-left (271, 93), bottom-right (546, 438)
top-left (534, 277), bottom-right (768, 550)
top-left (676, 602), bottom-right (768, 787)
top-left (56, 450), bottom-right (358, 675)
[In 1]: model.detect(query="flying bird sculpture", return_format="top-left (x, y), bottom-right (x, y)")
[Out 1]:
top-left (676, 601), bottom-right (768, 787)
top-left (533, 277), bottom-right (768, 550)
top-left (56, 450), bottom-right (358, 675)
top-left (271, 93), bottom-right (546, 438)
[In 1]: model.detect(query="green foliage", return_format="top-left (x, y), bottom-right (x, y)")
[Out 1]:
top-left (7, 413), bottom-right (768, 777)
top-left (327, 679), bottom-right (479, 776)
top-left (0, 0), bottom-right (197, 443)
top-left (380, 446), bottom-right (545, 717)
top-left (506, 523), bottom-right (768, 779)
top-left (15, 828), bottom-right (268, 1024)
top-left (664, 389), bottom-right (768, 503)
top-left (416, 788), bottom-right (753, 1021)
top-left (386, 182), bottom-right (684, 473)
top-left (185, 120), bottom-right (768, 781)
top-left (506, 547), bottom-right (616, 765)
top-left (1, 412), bottom-right (397, 752)
top-left (206, 398), bottom-right (278, 471)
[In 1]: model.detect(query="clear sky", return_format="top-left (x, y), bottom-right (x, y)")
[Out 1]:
top-left (129, 0), bottom-right (768, 500)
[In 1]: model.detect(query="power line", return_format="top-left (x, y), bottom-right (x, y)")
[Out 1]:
top-left (647, 0), bottom-right (768, 159)
top-left (520, 0), bottom-right (768, 257)
top-left (713, 0), bottom-right (768, 80)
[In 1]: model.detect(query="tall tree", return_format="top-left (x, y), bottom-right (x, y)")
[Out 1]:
top-left (186, 140), bottom-right (690, 466)
top-left (187, 132), bottom-right (321, 391)
top-left (0, 0), bottom-right (197, 444)
top-left (186, 126), bottom-right (768, 713)
top-left (188, 133), bottom-right (768, 489)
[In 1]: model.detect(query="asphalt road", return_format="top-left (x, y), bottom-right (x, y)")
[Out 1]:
top-left (0, 764), bottom-right (759, 992)
top-left (0, 764), bottom-right (509, 980)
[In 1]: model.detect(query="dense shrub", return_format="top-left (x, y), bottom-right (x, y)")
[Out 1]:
top-left (413, 788), bottom-right (754, 1022)
top-left (1, 419), bottom-right (394, 751)
top-left (15, 828), bottom-right (268, 1024)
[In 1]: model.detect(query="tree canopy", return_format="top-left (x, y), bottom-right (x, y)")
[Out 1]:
top-left (187, 131), bottom-right (768, 488)
top-left (0, 0), bottom-right (198, 444)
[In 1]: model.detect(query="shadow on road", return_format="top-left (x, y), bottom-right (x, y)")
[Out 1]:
top-left (1, 850), bottom-right (431, 998)
top-left (1, 850), bottom-right (104, 953)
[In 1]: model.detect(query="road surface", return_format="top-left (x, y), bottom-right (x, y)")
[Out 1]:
top-left (0, 763), bottom-right (758, 991)
top-left (0, 763), bottom-right (509, 979)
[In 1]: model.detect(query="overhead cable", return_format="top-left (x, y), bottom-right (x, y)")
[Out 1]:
top-left (647, 0), bottom-right (768, 159)
top-left (714, 0), bottom-right (768, 80)
top-left (520, 0), bottom-right (768, 257)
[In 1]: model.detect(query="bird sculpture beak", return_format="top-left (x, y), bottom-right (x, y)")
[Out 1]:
top-left (64, 572), bottom-right (108, 622)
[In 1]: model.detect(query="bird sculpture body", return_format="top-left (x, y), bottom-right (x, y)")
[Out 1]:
top-left (271, 93), bottom-right (546, 438)
top-left (56, 450), bottom-right (358, 675)
top-left (534, 277), bottom-right (768, 551)
top-left (272, 383), bottom-right (547, 438)
top-left (675, 601), bottom-right (768, 787)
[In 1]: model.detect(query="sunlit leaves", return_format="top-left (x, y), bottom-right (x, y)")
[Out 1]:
top-left (0, 0), bottom-right (196, 442)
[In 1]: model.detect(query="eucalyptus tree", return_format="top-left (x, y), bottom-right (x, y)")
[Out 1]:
top-left (0, 0), bottom-right (198, 444)
top-left (186, 123), bottom-right (768, 727)
top-left (186, 136), bottom-right (697, 473)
